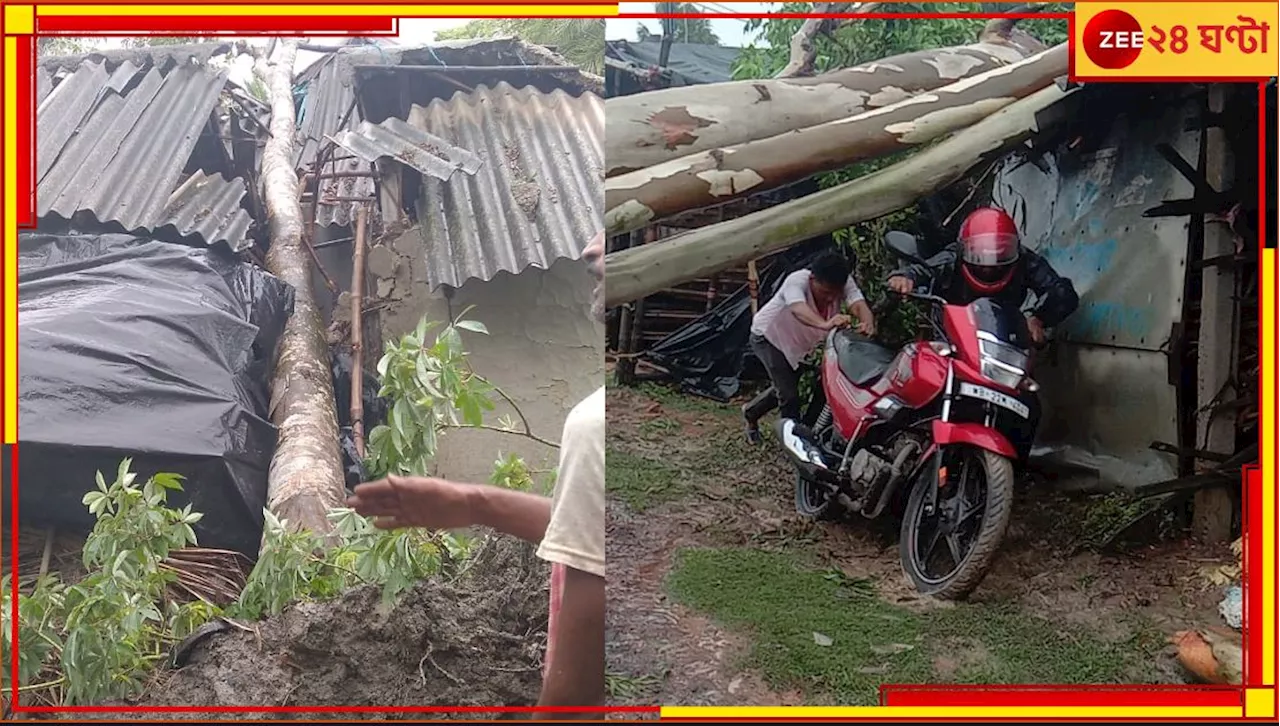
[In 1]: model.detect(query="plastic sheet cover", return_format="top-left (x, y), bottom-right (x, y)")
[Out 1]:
top-left (11, 232), bottom-right (294, 555)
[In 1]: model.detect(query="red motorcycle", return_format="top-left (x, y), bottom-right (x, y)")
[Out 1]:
top-left (776, 231), bottom-right (1038, 600)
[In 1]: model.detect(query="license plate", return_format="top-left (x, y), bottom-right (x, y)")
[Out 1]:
top-left (958, 382), bottom-right (1030, 419)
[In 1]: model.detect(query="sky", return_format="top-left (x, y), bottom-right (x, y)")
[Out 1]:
top-left (607, 2), bottom-right (768, 47)
top-left (88, 10), bottom-right (768, 87)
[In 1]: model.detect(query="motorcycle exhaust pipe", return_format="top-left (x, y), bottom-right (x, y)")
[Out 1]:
top-left (774, 418), bottom-right (841, 484)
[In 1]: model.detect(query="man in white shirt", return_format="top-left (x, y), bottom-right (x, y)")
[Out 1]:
top-left (743, 250), bottom-right (876, 444)
top-left (348, 232), bottom-right (606, 716)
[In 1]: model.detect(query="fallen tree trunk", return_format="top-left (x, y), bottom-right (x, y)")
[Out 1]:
top-left (257, 39), bottom-right (345, 544)
top-left (604, 84), bottom-right (1073, 309)
top-left (606, 43), bottom-right (1067, 236)
top-left (605, 21), bottom-right (1046, 176)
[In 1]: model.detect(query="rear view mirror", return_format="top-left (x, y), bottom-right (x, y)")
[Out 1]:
top-left (884, 231), bottom-right (925, 265)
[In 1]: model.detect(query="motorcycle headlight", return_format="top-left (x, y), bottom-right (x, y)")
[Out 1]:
top-left (978, 337), bottom-right (1029, 390)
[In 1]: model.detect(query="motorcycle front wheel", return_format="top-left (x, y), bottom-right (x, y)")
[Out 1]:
top-left (899, 445), bottom-right (1013, 600)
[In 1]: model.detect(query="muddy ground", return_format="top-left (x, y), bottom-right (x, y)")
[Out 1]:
top-left (604, 382), bottom-right (1234, 710)
top-left (94, 538), bottom-right (549, 720)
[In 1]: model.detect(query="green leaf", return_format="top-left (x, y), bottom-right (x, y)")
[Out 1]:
top-left (459, 393), bottom-right (483, 427)
top-left (455, 319), bottom-right (488, 335)
top-left (391, 398), bottom-right (410, 437)
top-left (376, 352), bottom-right (392, 379)
top-left (152, 472), bottom-right (185, 491)
top-left (451, 304), bottom-right (477, 325)
top-left (441, 326), bottom-right (463, 355)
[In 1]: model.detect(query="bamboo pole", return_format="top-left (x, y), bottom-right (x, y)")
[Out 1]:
top-left (351, 204), bottom-right (369, 459)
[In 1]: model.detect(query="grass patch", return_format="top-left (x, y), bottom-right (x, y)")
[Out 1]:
top-left (607, 446), bottom-right (689, 512)
top-left (634, 382), bottom-right (731, 416)
top-left (638, 417), bottom-right (682, 438)
top-left (668, 548), bottom-right (1166, 705)
top-left (606, 671), bottom-right (663, 701)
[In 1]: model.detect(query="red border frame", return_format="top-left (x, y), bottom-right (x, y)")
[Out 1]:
top-left (7, 2), bottom-right (1276, 719)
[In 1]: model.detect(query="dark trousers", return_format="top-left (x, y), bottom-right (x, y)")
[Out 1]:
top-left (744, 334), bottom-right (803, 424)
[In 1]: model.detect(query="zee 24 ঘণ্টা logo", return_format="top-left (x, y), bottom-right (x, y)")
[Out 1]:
top-left (1081, 8), bottom-right (1271, 70)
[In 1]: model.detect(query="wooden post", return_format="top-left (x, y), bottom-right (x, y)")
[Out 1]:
top-left (350, 204), bottom-right (369, 458)
top-left (1193, 85), bottom-right (1238, 543)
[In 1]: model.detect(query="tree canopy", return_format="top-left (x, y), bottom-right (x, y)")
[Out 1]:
top-left (434, 18), bottom-right (605, 74)
top-left (732, 2), bottom-right (1069, 79)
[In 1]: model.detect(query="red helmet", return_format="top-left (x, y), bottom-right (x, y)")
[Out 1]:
top-left (957, 207), bottom-right (1020, 295)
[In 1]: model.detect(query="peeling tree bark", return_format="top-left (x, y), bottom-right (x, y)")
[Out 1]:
top-left (606, 30), bottom-right (1046, 177)
top-left (605, 43), bottom-right (1067, 237)
top-left (256, 39), bottom-right (345, 544)
top-left (604, 84), bottom-right (1073, 309)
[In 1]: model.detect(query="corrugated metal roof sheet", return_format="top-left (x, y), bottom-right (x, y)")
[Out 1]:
top-left (155, 171), bottom-right (253, 252)
top-left (36, 66), bottom-right (52, 105)
top-left (407, 83), bottom-right (603, 290)
top-left (332, 117), bottom-right (483, 181)
top-left (296, 49), bottom-right (381, 228)
top-left (296, 40), bottom-right (602, 230)
top-left (39, 42), bottom-right (236, 73)
top-left (36, 59), bottom-right (253, 249)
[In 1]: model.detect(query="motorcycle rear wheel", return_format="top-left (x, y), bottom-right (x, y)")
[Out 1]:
top-left (898, 446), bottom-right (1013, 600)
top-left (794, 469), bottom-right (835, 520)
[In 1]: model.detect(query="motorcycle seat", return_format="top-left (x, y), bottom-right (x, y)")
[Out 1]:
top-left (833, 330), bottom-right (897, 386)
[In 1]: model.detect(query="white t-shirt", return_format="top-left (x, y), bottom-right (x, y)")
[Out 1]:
top-left (537, 385), bottom-right (606, 578)
top-left (750, 269), bottom-right (865, 369)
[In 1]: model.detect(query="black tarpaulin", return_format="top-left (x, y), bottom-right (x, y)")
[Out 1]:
top-left (605, 39), bottom-right (742, 87)
top-left (643, 238), bottom-right (834, 401)
top-left (11, 232), bottom-right (294, 555)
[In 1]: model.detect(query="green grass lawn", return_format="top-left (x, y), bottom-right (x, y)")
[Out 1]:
top-left (606, 446), bottom-right (690, 512)
top-left (668, 547), bottom-right (1167, 705)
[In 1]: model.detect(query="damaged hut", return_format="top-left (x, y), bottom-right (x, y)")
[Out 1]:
top-left (291, 37), bottom-right (605, 485)
top-left (14, 43), bottom-right (291, 563)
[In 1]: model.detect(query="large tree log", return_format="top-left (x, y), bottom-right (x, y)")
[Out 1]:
top-left (604, 84), bottom-right (1073, 309)
top-left (605, 23), bottom-right (1046, 177)
top-left (256, 40), bottom-right (345, 543)
top-left (606, 43), bottom-right (1067, 236)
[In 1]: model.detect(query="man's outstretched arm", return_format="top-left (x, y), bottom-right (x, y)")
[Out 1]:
top-left (467, 485), bottom-right (551, 545)
top-left (347, 475), bottom-right (550, 544)
top-left (537, 566), bottom-right (606, 717)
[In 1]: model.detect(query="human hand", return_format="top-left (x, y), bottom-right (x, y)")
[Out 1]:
top-left (826, 314), bottom-right (853, 330)
top-left (1026, 315), bottom-right (1046, 346)
top-left (887, 275), bottom-right (914, 294)
top-left (346, 475), bottom-right (475, 530)
top-left (856, 318), bottom-right (877, 337)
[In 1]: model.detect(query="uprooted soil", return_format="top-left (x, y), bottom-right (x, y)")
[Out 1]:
top-left (95, 538), bottom-right (550, 720)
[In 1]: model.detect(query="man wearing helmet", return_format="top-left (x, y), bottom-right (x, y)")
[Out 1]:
top-left (887, 206), bottom-right (1079, 460)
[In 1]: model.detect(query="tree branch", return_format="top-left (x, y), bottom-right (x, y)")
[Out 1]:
top-left (776, 3), bottom-right (884, 78)
top-left (444, 423), bottom-right (561, 450)
top-left (980, 3), bottom-right (1047, 44)
top-left (469, 374), bottom-right (561, 449)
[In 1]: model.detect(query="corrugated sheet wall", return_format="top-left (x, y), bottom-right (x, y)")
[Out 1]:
top-left (993, 87), bottom-right (1204, 486)
top-left (407, 83), bottom-right (604, 290)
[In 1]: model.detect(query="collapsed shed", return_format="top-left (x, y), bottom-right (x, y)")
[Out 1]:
top-left (13, 44), bottom-right (292, 556)
top-left (14, 37), bottom-right (609, 556)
